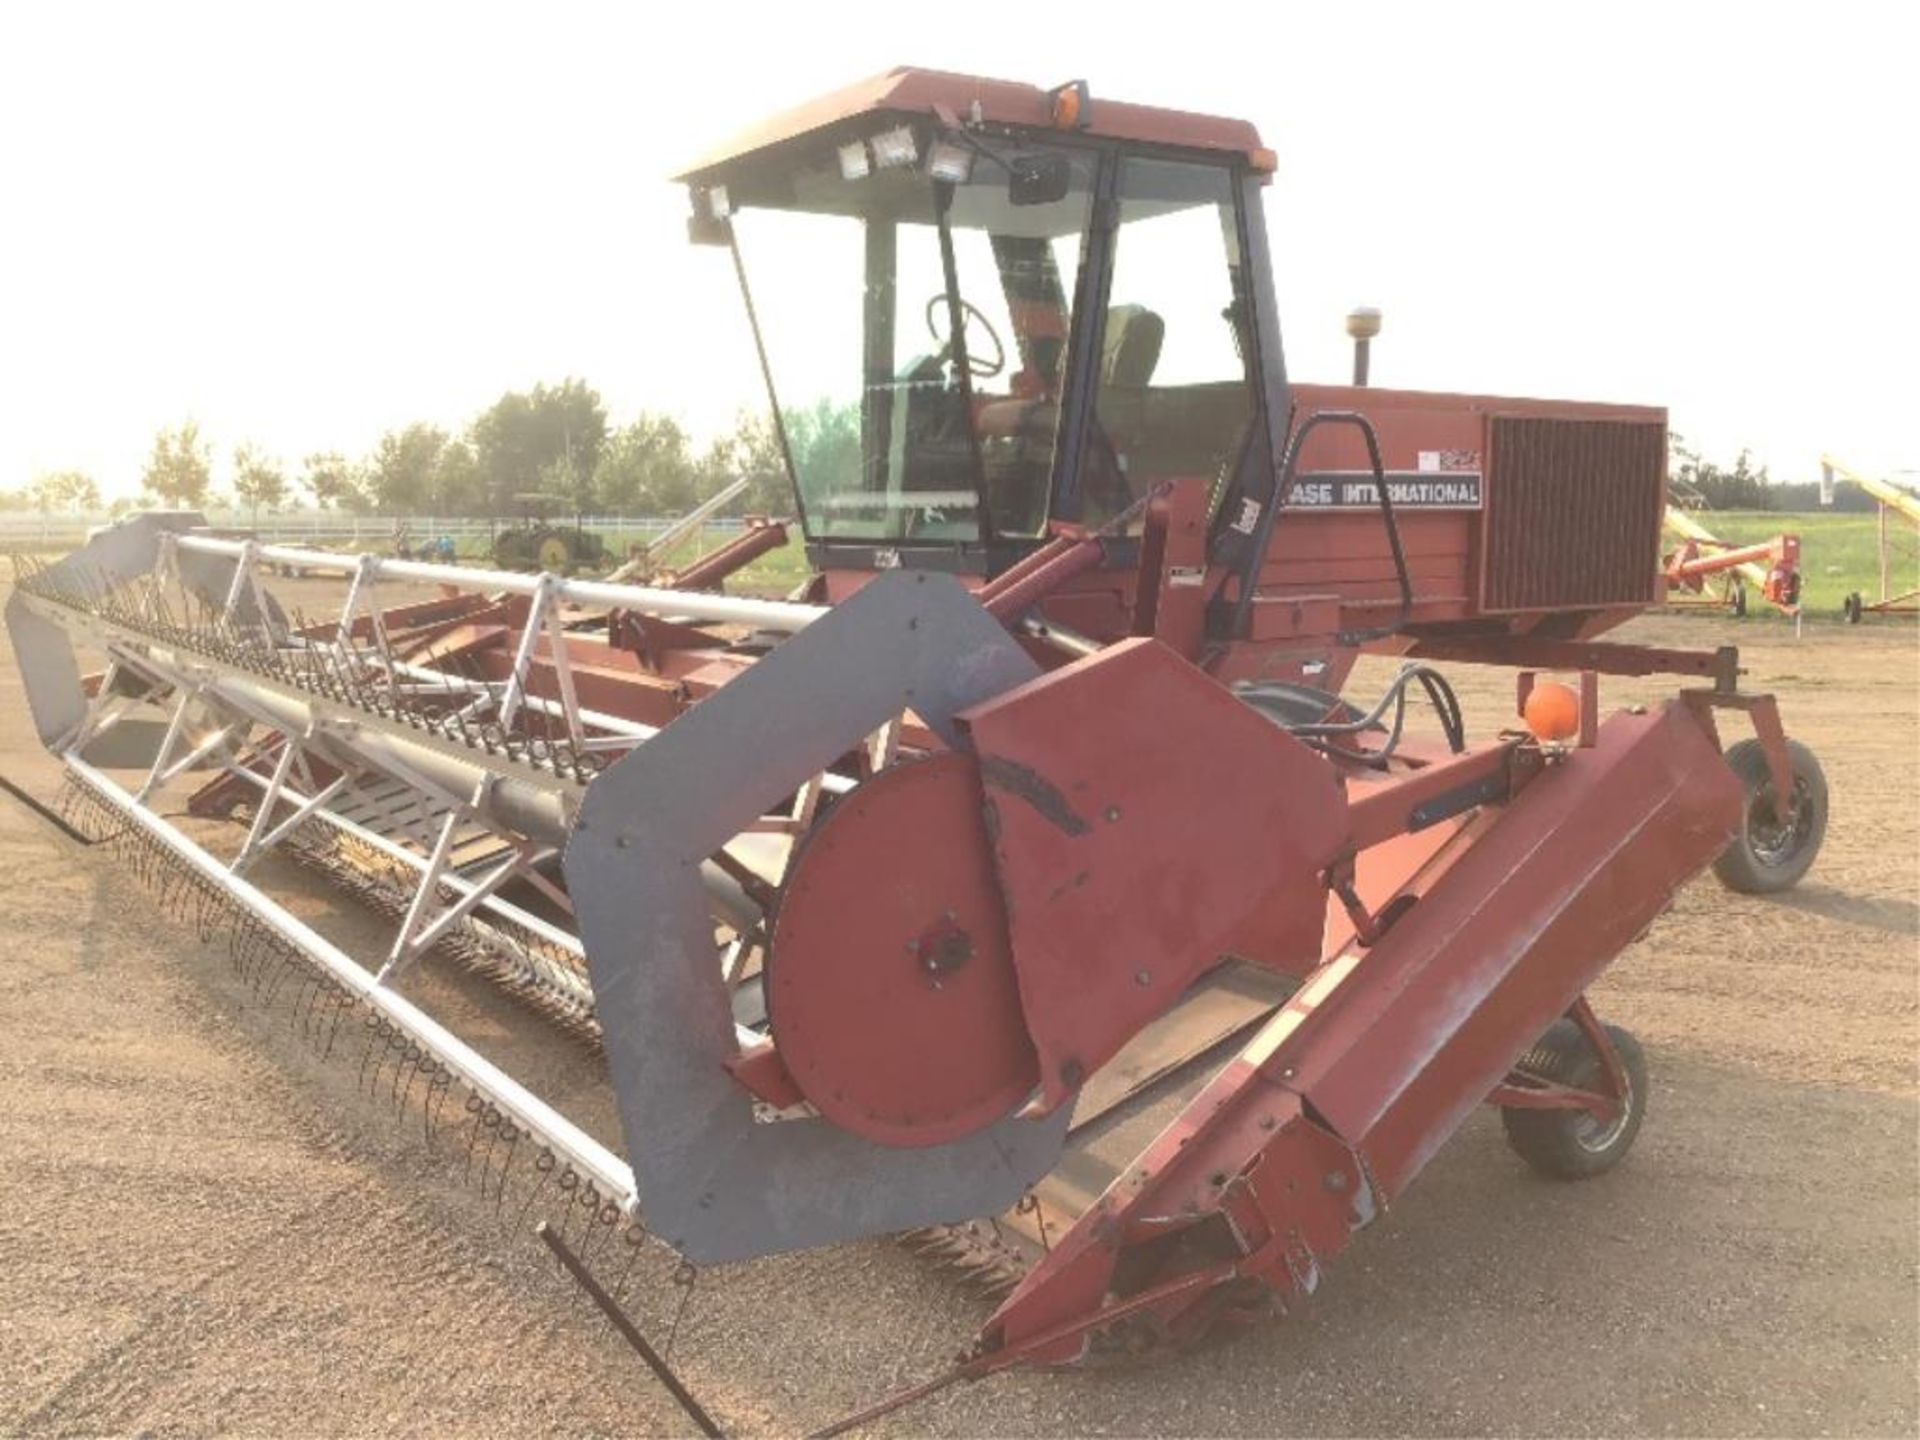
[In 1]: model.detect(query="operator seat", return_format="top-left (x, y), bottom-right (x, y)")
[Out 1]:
top-left (1101, 303), bottom-right (1165, 388)
top-left (1083, 304), bottom-right (1165, 519)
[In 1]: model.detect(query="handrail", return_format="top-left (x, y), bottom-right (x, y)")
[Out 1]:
top-left (1228, 409), bottom-right (1413, 644)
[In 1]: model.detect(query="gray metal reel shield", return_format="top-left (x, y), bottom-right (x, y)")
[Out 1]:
top-left (565, 570), bottom-right (1072, 1263)
top-left (7, 513), bottom-right (206, 749)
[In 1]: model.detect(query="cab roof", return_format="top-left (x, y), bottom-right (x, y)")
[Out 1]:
top-left (673, 67), bottom-right (1266, 182)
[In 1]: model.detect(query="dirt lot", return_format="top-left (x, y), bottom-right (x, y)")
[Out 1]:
top-left (0, 583), bottom-right (1914, 1438)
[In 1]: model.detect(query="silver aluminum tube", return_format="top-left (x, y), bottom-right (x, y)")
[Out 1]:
top-left (64, 752), bottom-right (637, 1210)
top-left (220, 760), bottom-right (768, 1050)
top-left (641, 475), bottom-right (750, 559)
top-left (173, 534), bottom-right (827, 633)
top-left (220, 755), bottom-right (762, 962)
top-left (387, 658), bottom-right (660, 742)
top-left (384, 658), bottom-right (855, 798)
top-left (222, 760), bottom-right (583, 955)
top-left (120, 647), bottom-right (577, 845)
top-left (82, 623), bottom-right (766, 931)
top-left (161, 656), bottom-right (763, 930)
top-left (22, 583), bottom-right (770, 925)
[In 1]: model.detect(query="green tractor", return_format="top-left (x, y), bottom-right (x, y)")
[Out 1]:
top-left (490, 493), bottom-right (609, 575)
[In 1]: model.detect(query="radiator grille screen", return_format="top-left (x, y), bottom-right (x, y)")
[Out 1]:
top-left (1482, 416), bottom-right (1665, 611)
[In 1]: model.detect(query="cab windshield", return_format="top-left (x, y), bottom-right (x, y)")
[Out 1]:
top-left (725, 128), bottom-right (1095, 543)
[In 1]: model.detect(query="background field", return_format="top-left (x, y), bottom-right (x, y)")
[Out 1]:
top-left (1688, 509), bottom-right (1919, 618)
top-left (7, 503), bottom-right (1916, 622)
top-left (677, 506), bottom-right (1920, 616)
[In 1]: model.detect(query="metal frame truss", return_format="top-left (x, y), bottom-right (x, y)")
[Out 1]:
top-left (7, 526), bottom-right (903, 1219)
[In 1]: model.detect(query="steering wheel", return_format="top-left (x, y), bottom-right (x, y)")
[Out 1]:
top-left (924, 294), bottom-right (1006, 379)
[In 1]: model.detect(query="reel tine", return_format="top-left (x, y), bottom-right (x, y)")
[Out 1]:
top-left (581, 1190), bottom-right (625, 1274)
top-left (366, 1017), bottom-right (398, 1098)
top-left (420, 1059), bottom-right (452, 1144)
top-left (259, 934), bottom-right (297, 1007)
top-left (609, 1218), bottom-right (650, 1306)
top-left (460, 1093), bottom-right (488, 1183)
top-left (491, 1120), bottom-right (522, 1216)
top-left (232, 914), bottom-right (261, 986)
top-left (289, 965), bottom-right (323, 1045)
top-left (394, 1039), bottom-right (425, 1114)
top-left (322, 981), bottom-right (355, 1063)
top-left (359, 1012), bottom-right (388, 1095)
top-left (512, 1146), bottom-right (558, 1233)
top-left (478, 1105), bottom-right (507, 1200)
top-left (662, 1261), bottom-right (700, 1364)
top-left (386, 1027), bottom-right (412, 1110)
top-left (55, 773), bottom-right (82, 827)
top-left (552, 1165), bottom-right (582, 1248)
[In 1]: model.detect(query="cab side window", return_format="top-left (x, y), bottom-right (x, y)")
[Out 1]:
top-left (1083, 160), bottom-right (1254, 524)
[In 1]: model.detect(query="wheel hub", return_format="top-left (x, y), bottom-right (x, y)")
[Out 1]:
top-left (1747, 776), bottom-right (1811, 867)
top-left (1571, 1073), bottom-right (1634, 1153)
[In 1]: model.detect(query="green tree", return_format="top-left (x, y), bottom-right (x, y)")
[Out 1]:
top-left (230, 444), bottom-right (288, 524)
top-left (700, 410), bottom-right (792, 516)
top-left (433, 439), bottom-right (487, 514)
top-left (367, 423), bottom-right (448, 513)
top-left (593, 413), bottom-right (700, 514)
top-left (1669, 434), bottom-right (1771, 510)
top-left (301, 451), bottom-right (369, 512)
top-left (537, 452), bottom-right (595, 514)
top-left (142, 421), bottom-right (213, 507)
top-left (470, 378), bottom-right (608, 513)
top-left (27, 469), bottom-right (101, 512)
top-left (779, 399), bottom-right (857, 514)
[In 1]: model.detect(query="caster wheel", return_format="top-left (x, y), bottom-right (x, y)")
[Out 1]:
top-left (1502, 1020), bottom-right (1647, 1179)
top-left (1713, 737), bottom-right (1827, 894)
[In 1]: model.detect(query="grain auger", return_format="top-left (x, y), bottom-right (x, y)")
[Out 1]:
top-left (7, 68), bottom-right (1831, 1415)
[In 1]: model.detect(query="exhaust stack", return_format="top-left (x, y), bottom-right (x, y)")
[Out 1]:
top-left (1347, 305), bottom-right (1382, 385)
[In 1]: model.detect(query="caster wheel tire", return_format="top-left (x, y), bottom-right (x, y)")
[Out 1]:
top-left (1713, 737), bottom-right (1828, 894)
top-left (1502, 1020), bottom-right (1647, 1179)
top-left (1843, 592), bottom-right (1863, 624)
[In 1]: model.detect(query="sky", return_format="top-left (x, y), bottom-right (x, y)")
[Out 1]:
top-left (1, 1), bottom-right (1913, 502)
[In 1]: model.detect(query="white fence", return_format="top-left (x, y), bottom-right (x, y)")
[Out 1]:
top-left (0, 511), bottom-right (748, 550)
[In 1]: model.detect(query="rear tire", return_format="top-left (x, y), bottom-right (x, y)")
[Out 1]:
top-left (1713, 737), bottom-right (1827, 894)
top-left (1729, 582), bottom-right (1747, 618)
top-left (1501, 1020), bottom-right (1647, 1179)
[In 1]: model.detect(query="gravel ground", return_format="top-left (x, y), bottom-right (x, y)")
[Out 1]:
top-left (0, 591), bottom-right (1914, 1438)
